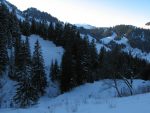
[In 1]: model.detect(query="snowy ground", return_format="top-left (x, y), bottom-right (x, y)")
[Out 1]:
top-left (0, 79), bottom-right (150, 113)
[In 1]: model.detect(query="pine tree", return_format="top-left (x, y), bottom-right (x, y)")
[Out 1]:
top-left (13, 66), bottom-right (39, 108)
top-left (76, 36), bottom-right (91, 84)
top-left (21, 20), bottom-right (31, 36)
top-left (48, 22), bottom-right (54, 40)
top-left (24, 37), bottom-right (31, 65)
top-left (8, 48), bottom-right (15, 79)
top-left (88, 39), bottom-right (98, 82)
top-left (98, 47), bottom-right (106, 68)
top-left (89, 39), bottom-right (98, 70)
top-left (0, 21), bottom-right (8, 76)
top-left (38, 21), bottom-right (48, 39)
top-left (60, 50), bottom-right (76, 93)
top-left (13, 38), bottom-right (24, 80)
top-left (13, 38), bottom-right (39, 108)
top-left (96, 47), bottom-right (106, 79)
top-left (0, 4), bottom-right (9, 75)
top-left (50, 60), bottom-right (60, 82)
top-left (13, 37), bottom-right (31, 80)
top-left (31, 19), bottom-right (37, 34)
top-left (8, 11), bottom-right (21, 45)
top-left (14, 37), bottom-right (21, 67)
top-left (32, 40), bottom-right (47, 96)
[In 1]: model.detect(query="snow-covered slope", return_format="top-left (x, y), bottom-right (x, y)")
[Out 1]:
top-left (22, 35), bottom-right (64, 68)
top-left (80, 34), bottom-right (111, 53)
top-left (75, 24), bottom-right (96, 29)
top-left (100, 32), bottom-right (117, 44)
top-left (2, 0), bottom-right (25, 21)
top-left (0, 35), bottom-right (64, 108)
top-left (82, 32), bottom-right (150, 62)
top-left (0, 79), bottom-right (150, 113)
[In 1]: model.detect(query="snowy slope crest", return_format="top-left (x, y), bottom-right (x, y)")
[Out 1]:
top-left (75, 24), bottom-right (96, 29)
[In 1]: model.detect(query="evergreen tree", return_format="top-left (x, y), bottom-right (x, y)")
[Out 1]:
top-left (48, 22), bottom-right (54, 40)
top-left (21, 20), bottom-right (31, 36)
top-left (24, 37), bottom-right (31, 65)
top-left (77, 36), bottom-right (91, 84)
top-left (32, 40), bottom-right (47, 96)
top-left (0, 4), bottom-right (9, 75)
top-left (38, 21), bottom-right (48, 39)
top-left (13, 66), bottom-right (39, 108)
top-left (13, 38), bottom-right (39, 108)
top-left (54, 22), bottom-right (63, 44)
top-left (8, 48), bottom-right (15, 79)
top-left (60, 50), bottom-right (76, 93)
top-left (50, 60), bottom-right (60, 82)
top-left (8, 12), bottom-right (21, 45)
top-left (0, 20), bottom-right (8, 75)
top-left (89, 39), bottom-right (98, 70)
top-left (98, 47), bottom-right (106, 68)
top-left (31, 19), bottom-right (37, 34)
top-left (13, 37), bottom-right (31, 80)
top-left (13, 38), bottom-right (24, 80)
top-left (88, 39), bottom-right (98, 82)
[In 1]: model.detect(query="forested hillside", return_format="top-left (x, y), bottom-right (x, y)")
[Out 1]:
top-left (0, 0), bottom-right (150, 110)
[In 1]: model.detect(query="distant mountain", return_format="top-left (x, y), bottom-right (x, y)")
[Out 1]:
top-left (1, 0), bottom-right (59, 24)
top-left (23, 8), bottom-right (59, 23)
top-left (75, 24), bottom-right (96, 29)
top-left (145, 22), bottom-right (150, 26)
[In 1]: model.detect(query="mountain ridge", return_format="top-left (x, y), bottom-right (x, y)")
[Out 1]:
top-left (146, 22), bottom-right (150, 26)
top-left (23, 7), bottom-right (59, 23)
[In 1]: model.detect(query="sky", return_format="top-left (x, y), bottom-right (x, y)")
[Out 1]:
top-left (7, 0), bottom-right (150, 27)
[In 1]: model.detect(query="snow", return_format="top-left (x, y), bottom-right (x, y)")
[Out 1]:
top-left (23, 35), bottom-right (64, 96)
top-left (81, 31), bottom-right (150, 62)
top-left (75, 24), bottom-right (96, 29)
top-left (80, 34), bottom-right (110, 53)
top-left (3, 0), bottom-right (13, 12)
top-left (83, 31), bottom-right (150, 62)
top-left (16, 12), bottom-right (25, 21)
top-left (0, 79), bottom-right (150, 113)
top-left (123, 46), bottom-right (150, 63)
top-left (114, 37), bottom-right (128, 45)
top-left (22, 35), bottom-right (64, 68)
top-left (100, 32), bottom-right (117, 44)
top-left (96, 43), bottom-right (111, 53)
top-left (0, 75), bottom-right (17, 108)
top-left (2, 0), bottom-right (25, 21)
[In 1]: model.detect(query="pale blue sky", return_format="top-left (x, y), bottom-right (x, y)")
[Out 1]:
top-left (7, 0), bottom-right (150, 27)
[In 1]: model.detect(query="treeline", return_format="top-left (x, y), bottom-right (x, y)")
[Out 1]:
top-left (0, 4), bottom-right (150, 108)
